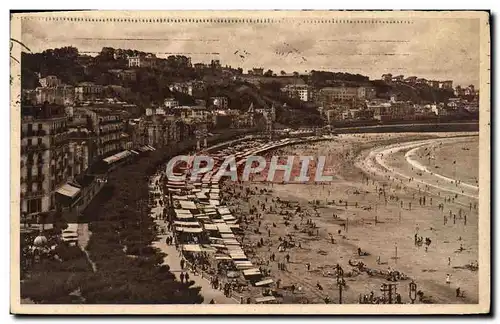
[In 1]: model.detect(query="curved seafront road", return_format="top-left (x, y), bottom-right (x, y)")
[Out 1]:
top-left (357, 136), bottom-right (479, 200)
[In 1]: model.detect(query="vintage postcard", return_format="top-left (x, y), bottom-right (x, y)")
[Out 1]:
top-left (10, 10), bottom-right (490, 315)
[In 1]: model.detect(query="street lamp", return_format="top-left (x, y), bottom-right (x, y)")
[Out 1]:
top-left (409, 280), bottom-right (417, 304)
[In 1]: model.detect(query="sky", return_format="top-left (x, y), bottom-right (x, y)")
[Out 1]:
top-left (19, 15), bottom-right (481, 87)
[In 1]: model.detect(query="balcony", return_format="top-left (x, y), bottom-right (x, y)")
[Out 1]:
top-left (21, 143), bottom-right (48, 154)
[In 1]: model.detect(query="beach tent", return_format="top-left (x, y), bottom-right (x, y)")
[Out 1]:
top-left (182, 244), bottom-right (202, 252)
top-left (179, 200), bottom-right (197, 210)
top-left (173, 221), bottom-right (201, 227)
top-left (222, 215), bottom-right (236, 221)
top-left (242, 268), bottom-right (261, 277)
top-left (175, 227), bottom-right (203, 233)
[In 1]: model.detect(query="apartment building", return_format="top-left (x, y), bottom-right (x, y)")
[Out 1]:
top-left (282, 84), bottom-right (311, 102)
top-left (20, 104), bottom-right (72, 221)
top-left (210, 96), bottom-right (229, 109)
top-left (127, 54), bottom-right (157, 68)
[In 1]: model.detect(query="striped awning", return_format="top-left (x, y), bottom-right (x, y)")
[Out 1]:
top-left (103, 150), bottom-right (132, 165)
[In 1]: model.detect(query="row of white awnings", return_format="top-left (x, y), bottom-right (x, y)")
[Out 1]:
top-left (217, 224), bottom-right (232, 233)
top-left (103, 150), bottom-right (132, 165)
top-left (255, 279), bottom-right (274, 286)
top-left (174, 208), bottom-right (191, 215)
top-left (209, 200), bottom-right (220, 206)
top-left (136, 145), bottom-right (156, 152)
top-left (224, 239), bottom-right (240, 245)
top-left (222, 214), bottom-right (236, 221)
top-left (242, 268), bottom-right (261, 276)
top-left (56, 183), bottom-right (81, 198)
top-left (173, 220), bottom-right (200, 227)
top-left (204, 224), bottom-right (218, 231)
top-left (255, 296), bottom-right (276, 303)
top-left (182, 244), bottom-right (202, 252)
top-left (217, 207), bottom-right (231, 215)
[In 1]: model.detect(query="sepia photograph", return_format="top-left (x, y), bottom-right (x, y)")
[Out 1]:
top-left (9, 10), bottom-right (490, 315)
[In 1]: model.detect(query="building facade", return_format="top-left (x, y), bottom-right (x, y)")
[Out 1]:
top-left (35, 84), bottom-right (75, 106)
top-left (210, 96), bottom-right (229, 109)
top-left (74, 82), bottom-right (104, 102)
top-left (316, 86), bottom-right (361, 106)
top-left (128, 54), bottom-right (157, 68)
top-left (164, 98), bottom-right (179, 109)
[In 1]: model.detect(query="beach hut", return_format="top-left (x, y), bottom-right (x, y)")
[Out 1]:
top-left (242, 268), bottom-right (262, 278)
top-left (255, 278), bottom-right (274, 287)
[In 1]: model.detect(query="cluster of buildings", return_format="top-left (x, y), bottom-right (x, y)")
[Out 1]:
top-left (20, 97), bottom-right (210, 224)
top-left (127, 53), bottom-right (158, 68)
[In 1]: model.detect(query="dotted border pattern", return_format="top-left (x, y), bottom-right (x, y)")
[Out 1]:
top-left (19, 17), bottom-right (413, 24)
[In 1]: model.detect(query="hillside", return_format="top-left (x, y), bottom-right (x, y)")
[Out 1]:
top-left (370, 80), bottom-right (455, 103)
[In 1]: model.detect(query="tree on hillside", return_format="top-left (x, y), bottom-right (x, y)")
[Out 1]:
top-left (280, 70), bottom-right (286, 76)
top-left (293, 71), bottom-right (299, 77)
top-left (264, 69), bottom-right (273, 77)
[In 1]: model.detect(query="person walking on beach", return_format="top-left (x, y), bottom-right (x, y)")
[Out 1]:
top-left (180, 258), bottom-right (185, 270)
top-left (184, 272), bottom-right (190, 283)
top-left (446, 274), bottom-right (451, 284)
top-left (180, 272), bottom-right (185, 284)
